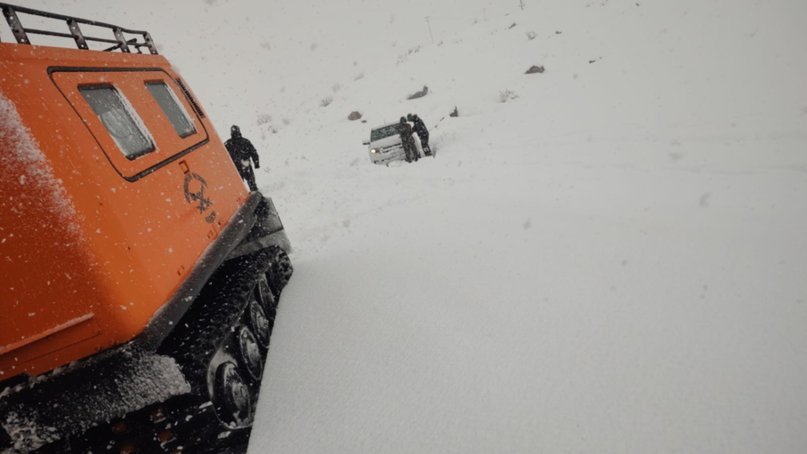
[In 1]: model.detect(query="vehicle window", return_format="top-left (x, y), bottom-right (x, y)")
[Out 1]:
top-left (145, 81), bottom-right (197, 138)
top-left (79, 85), bottom-right (154, 159)
top-left (371, 125), bottom-right (400, 141)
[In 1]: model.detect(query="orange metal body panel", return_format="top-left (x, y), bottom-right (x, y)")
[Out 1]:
top-left (0, 43), bottom-right (248, 380)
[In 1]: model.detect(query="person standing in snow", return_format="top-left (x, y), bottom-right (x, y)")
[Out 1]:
top-left (398, 116), bottom-right (418, 162)
top-left (224, 125), bottom-right (260, 191)
top-left (407, 113), bottom-right (431, 156)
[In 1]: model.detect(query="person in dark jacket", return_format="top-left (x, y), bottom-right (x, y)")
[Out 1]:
top-left (398, 117), bottom-right (418, 162)
top-left (407, 113), bottom-right (431, 156)
top-left (224, 125), bottom-right (260, 191)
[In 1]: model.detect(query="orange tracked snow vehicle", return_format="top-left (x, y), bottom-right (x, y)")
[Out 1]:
top-left (0, 3), bottom-right (292, 452)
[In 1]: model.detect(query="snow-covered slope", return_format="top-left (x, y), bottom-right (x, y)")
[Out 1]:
top-left (21, 0), bottom-right (807, 452)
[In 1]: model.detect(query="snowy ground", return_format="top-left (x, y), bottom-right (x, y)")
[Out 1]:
top-left (21, 0), bottom-right (807, 452)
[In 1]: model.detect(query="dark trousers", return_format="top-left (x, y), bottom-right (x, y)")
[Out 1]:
top-left (239, 165), bottom-right (258, 191)
top-left (416, 131), bottom-right (430, 154)
top-left (403, 138), bottom-right (418, 161)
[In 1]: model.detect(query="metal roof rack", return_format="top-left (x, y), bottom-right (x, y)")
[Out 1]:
top-left (0, 2), bottom-right (157, 54)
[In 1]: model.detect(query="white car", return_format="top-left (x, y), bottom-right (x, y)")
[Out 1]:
top-left (364, 123), bottom-right (423, 165)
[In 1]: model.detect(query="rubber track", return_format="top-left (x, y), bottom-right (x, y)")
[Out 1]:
top-left (159, 249), bottom-right (272, 390)
top-left (35, 249), bottom-right (284, 453)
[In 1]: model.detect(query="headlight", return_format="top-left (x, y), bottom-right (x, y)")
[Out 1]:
top-left (370, 148), bottom-right (378, 154)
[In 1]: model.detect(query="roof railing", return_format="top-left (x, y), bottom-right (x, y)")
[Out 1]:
top-left (0, 2), bottom-right (157, 54)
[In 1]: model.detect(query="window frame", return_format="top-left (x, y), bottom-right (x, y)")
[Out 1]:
top-left (50, 67), bottom-right (210, 182)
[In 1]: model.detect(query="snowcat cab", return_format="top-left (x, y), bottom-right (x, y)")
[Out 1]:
top-left (0, 3), bottom-right (292, 452)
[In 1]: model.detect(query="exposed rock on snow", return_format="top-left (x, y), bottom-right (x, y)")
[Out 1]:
top-left (498, 89), bottom-right (518, 103)
top-left (406, 85), bottom-right (429, 100)
top-left (525, 64), bottom-right (545, 74)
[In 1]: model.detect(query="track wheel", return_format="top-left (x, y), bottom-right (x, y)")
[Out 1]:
top-left (255, 274), bottom-right (277, 314)
top-left (267, 246), bottom-right (293, 297)
top-left (247, 300), bottom-right (272, 349)
top-left (214, 362), bottom-right (253, 427)
top-left (235, 326), bottom-right (263, 381)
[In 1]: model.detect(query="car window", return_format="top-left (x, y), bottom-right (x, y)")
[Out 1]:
top-left (79, 85), bottom-right (154, 159)
top-left (145, 81), bottom-right (197, 138)
top-left (371, 125), bottom-right (400, 141)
